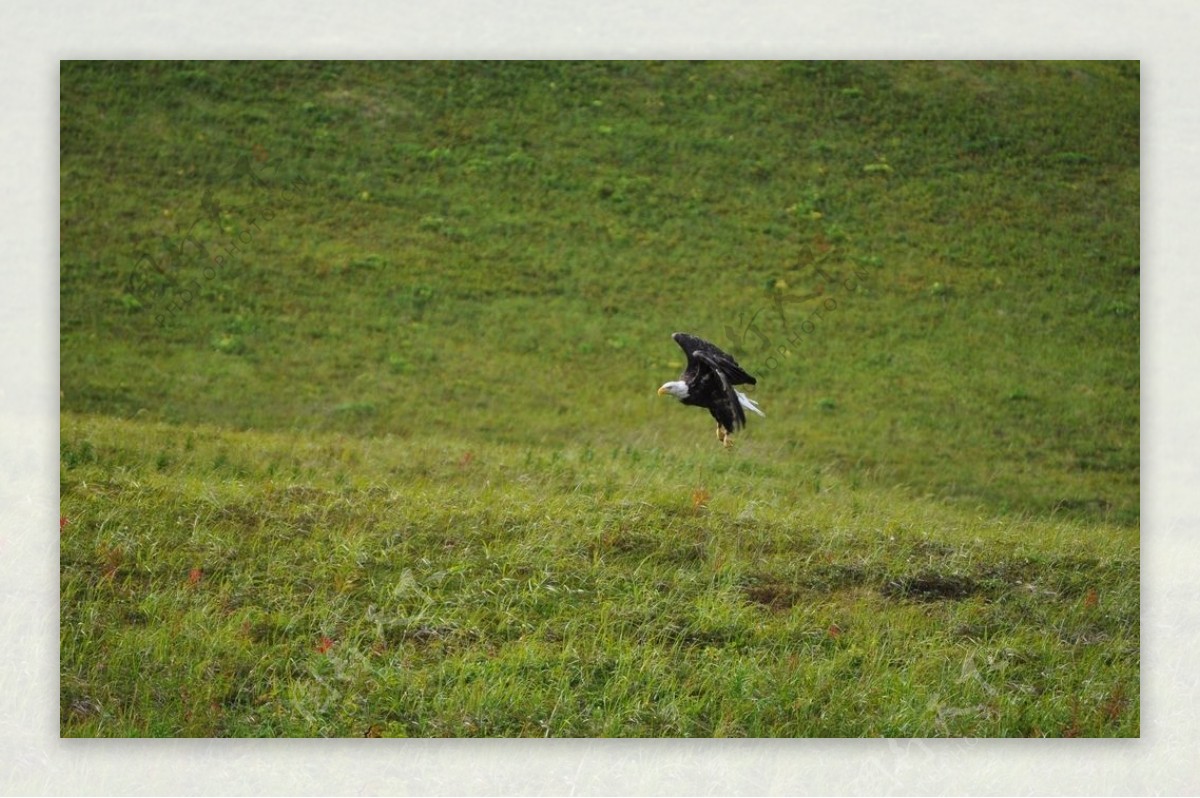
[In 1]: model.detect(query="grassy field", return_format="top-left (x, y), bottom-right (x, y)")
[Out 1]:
top-left (60, 60), bottom-right (1139, 737)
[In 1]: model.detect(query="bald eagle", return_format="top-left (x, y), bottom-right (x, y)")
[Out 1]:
top-left (657, 332), bottom-right (764, 447)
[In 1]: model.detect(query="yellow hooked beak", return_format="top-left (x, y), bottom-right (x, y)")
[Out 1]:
top-left (657, 386), bottom-right (668, 396)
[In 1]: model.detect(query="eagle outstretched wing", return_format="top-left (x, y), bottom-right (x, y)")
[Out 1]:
top-left (672, 332), bottom-right (756, 386)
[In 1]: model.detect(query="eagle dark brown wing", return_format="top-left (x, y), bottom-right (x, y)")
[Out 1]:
top-left (672, 332), bottom-right (756, 386)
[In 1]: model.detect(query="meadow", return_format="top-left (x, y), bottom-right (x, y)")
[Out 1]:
top-left (60, 60), bottom-right (1139, 736)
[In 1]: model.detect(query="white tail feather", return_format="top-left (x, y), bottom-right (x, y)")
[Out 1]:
top-left (736, 390), bottom-right (765, 417)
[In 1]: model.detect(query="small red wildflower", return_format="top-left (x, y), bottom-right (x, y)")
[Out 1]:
top-left (188, 568), bottom-right (203, 586)
top-left (60, 516), bottom-right (69, 531)
top-left (827, 623), bottom-right (843, 639)
top-left (316, 636), bottom-right (335, 654)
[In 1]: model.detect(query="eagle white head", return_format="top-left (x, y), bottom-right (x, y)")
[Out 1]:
top-left (657, 380), bottom-right (690, 400)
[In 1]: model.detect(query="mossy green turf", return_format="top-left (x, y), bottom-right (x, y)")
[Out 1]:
top-left (60, 61), bottom-right (1139, 737)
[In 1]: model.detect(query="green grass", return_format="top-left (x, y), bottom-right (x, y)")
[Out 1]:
top-left (60, 412), bottom-right (1137, 737)
top-left (60, 60), bottom-right (1139, 737)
